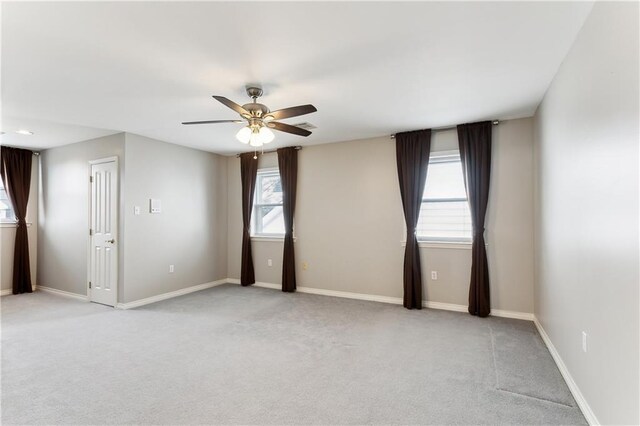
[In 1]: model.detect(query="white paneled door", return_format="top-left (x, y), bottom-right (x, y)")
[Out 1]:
top-left (89, 159), bottom-right (118, 307)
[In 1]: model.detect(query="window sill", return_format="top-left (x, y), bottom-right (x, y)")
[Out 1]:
top-left (401, 240), bottom-right (473, 250)
top-left (251, 235), bottom-right (296, 243)
top-left (0, 222), bottom-right (33, 228)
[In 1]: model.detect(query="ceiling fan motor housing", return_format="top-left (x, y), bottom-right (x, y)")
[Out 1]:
top-left (242, 102), bottom-right (270, 119)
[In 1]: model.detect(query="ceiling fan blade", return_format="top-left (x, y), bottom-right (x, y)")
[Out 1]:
top-left (270, 121), bottom-right (312, 137)
top-left (212, 96), bottom-right (250, 116)
top-left (267, 104), bottom-right (317, 121)
top-left (182, 119), bottom-right (243, 125)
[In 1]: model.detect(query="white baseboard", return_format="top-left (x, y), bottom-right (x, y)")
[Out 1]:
top-left (491, 308), bottom-right (535, 321)
top-left (228, 278), bottom-right (404, 304)
top-left (20, 279), bottom-right (533, 322)
top-left (292, 283), bottom-right (404, 305)
top-left (534, 318), bottom-right (599, 425)
top-left (37, 285), bottom-right (88, 301)
top-left (226, 278), bottom-right (534, 320)
top-left (423, 300), bottom-right (468, 313)
top-left (1, 285), bottom-right (38, 297)
top-left (116, 279), bottom-right (228, 309)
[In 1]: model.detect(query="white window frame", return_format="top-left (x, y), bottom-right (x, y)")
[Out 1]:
top-left (0, 179), bottom-right (17, 224)
top-left (252, 167), bottom-right (285, 239)
top-left (417, 150), bottom-right (472, 244)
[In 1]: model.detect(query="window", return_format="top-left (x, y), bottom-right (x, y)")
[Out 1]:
top-left (0, 180), bottom-right (16, 222)
top-left (416, 152), bottom-right (472, 242)
top-left (252, 169), bottom-right (285, 237)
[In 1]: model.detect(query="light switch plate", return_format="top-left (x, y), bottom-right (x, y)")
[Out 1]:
top-left (150, 198), bottom-right (161, 214)
top-left (134, 206), bottom-right (141, 215)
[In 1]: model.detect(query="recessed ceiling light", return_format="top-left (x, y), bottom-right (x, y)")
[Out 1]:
top-left (15, 130), bottom-right (34, 135)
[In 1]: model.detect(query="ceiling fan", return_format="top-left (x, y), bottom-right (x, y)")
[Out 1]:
top-left (182, 87), bottom-right (317, 147)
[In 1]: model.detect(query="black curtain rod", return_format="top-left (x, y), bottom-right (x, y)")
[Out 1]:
top-left (236, 145), bottom-right (302, 158)
top-left (390, 120), bottom-right (500, 139)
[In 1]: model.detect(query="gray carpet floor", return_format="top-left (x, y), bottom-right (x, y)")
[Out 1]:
top-left (1, 284), bottom-right (586, 425)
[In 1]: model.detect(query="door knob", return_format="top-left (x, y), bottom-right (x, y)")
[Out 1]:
top-left (106, 239), bottom-right (115, 244)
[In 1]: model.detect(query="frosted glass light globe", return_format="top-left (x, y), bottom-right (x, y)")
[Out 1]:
top-left (259, 127), bottom-right (275, 144)
top-left (249, 129), bottom-right (262, 147)
top-left (236, 127), bottom-right (251, 144)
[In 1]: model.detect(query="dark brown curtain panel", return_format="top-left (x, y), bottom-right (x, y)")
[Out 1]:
top-left (277, 147), bottom-right (298, 293)
top-left (457, 121), bottom-right (492, 317)
top-left (395, 130), bottom-right (431, 309)
top-left (240, 152), bottom-right (258, 286)
top-left (0, 146), bottom-right (33, 294)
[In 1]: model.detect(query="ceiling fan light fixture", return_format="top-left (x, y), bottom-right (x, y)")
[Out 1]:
top-left (236, 126), bottom-right (251, 144)
top-left (187, 87), bottom-right (317, 148)
top-left (239, 125), bottom-right (275, 147)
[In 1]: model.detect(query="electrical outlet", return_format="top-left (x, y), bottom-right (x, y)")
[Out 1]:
top-left (267, 259), bottom-right (273, 267)
top-left (582, 331), bottom-right (588, 353)
top-left (431, 271), bottom-right (438, 280)
top-left (169, 265), bottom-right (174, 273)
top-left (303, 262), bottom-right (308, 271)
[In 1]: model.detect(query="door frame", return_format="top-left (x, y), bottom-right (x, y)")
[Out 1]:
top-left (87, 156), bottom-right (119, 304)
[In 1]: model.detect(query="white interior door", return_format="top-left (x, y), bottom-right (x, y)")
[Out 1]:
top-left (89, 159), bottom-right (118, 306)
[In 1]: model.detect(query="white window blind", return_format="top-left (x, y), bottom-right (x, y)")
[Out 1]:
top-left (416, 154), bottom-right (472, 242)
top-left (0, 180), bottom-right (16, 222)
top-left (252, 169), bottom-right (285, 236)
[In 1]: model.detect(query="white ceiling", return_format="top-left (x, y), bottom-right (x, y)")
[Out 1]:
top-left (1, 2), bottom-right (593, 154)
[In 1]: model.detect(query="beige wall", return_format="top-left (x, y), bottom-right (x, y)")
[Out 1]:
top-left (533, 2), bottom-right (639, 424)
top-left (37, 133), bottom-right (125, 296)
top-left (0, 154), bottom-right (38, 292)
top-left (227, 117), bottom-right (534, 313)
top-left (36, 132), bottom-right (228, 303)
top-left (122, 134), bottom-right (228, 303)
